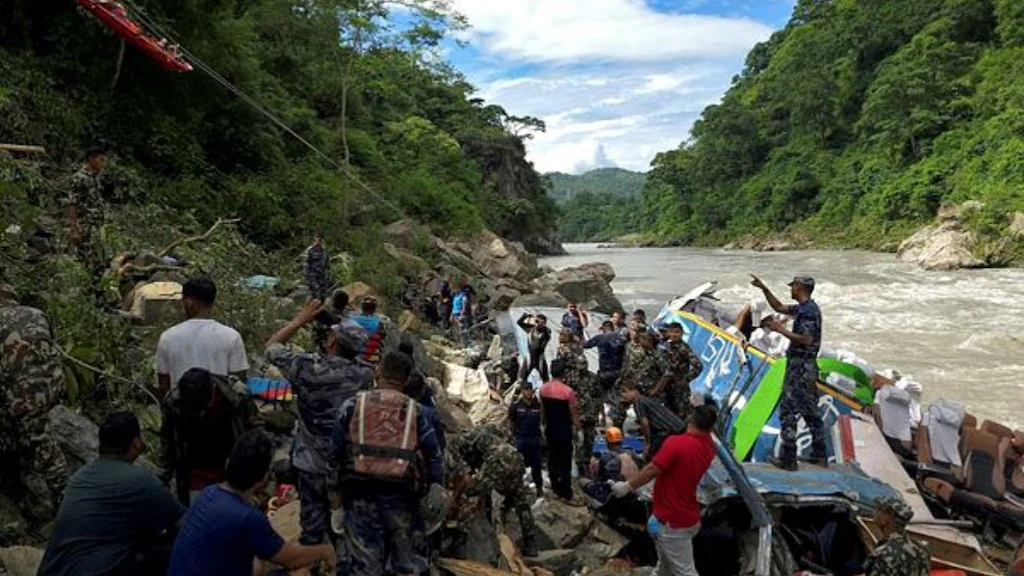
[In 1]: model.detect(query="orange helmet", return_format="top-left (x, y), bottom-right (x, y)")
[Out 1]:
top-left (604, 427), bottom-right (624, 444)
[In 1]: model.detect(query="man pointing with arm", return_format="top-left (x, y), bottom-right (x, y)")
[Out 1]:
top-left (750, 275), bottom-right (828, 471)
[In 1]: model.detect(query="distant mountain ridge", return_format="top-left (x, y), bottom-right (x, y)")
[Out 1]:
top-left (547, 168), bottom-right (647, 204)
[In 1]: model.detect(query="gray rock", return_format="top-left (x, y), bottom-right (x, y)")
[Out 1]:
top-left (533, 263), bottom-right (622, 313)
top-left (382, 243), bottom-right (429, 275)
top-left (1010, 212), bottom-right (1024, 236)
top-left (528, 549), bottom-right (575, 576)
top-left (382, 219), bottom-right (429, 250)
top-left (510, 291), bottom-right (569, 310)
top-left (449, 231), bottom-right (539, 283)
top-left (488, 288), bottom-right (521, 312)
top-left (530, 497), bottom-right (593, 549)
top-left (46, 405), bottom-right (99, 473)
top-left (897, 221), bottom-right (984, 271)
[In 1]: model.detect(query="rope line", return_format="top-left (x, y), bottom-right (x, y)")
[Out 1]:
top-left (119, 1), bottom-right (409, 217)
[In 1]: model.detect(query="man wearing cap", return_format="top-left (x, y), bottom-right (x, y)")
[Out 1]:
top-left (265, 299), bottom-right (374, 547)
top-left (509, 383), bottom-right (544, 497)
top-left (866, 496), bottom-right (930, 576)
top-left (66, 144), bottom-right (111, 285)
top-left (751, 275), bottom-right (828, 471)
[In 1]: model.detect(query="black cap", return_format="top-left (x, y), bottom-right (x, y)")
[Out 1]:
top-left (788, 276), bottom-right (815, 291)
top-left (85, 143), bottom-right (107, 159)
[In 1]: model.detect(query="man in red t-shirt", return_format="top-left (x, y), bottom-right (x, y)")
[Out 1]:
top-left (611, 404), bottom-right (718, 576)
top-left (540, 359), bottom-right (581, 500)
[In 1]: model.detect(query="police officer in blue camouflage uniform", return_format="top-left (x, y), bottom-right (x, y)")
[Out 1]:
top-left (264, 299), bottom-right (374, 546)
top-left (865, 495), bottom-right (930, 576)
top-left (751, 275), bottom-right (827, 471)
top-left (329, 351), bottom-right (444, 576)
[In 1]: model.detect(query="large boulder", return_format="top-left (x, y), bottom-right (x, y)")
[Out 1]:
top-left (533, 263), bottom-right (622, 313)
top-left (530, 498), bottom-right (593, 549)
top-left (382, 219), bottom-right (429, 250)
top-left (528, 550), bottom-right (575, 576)
top-left (510, 291), bottom-right (569, 310)
top-left (46, 405), bottom-right (99, 473)
top-left (897, 220), bottom-right (984, 271)
top-left (341, 281), bottom-right (380, 308)
top-left (125, 281), bottom-right (183, 326)
top-left (450, 231), bottom-right (539, 283)
top-left (382, 243), bottom-right (429, 275)
top-left (1010, 212), bottom-right (1024, 236)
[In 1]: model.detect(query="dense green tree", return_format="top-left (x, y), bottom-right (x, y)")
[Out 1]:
top-left (0, 0), bottom-right (558, 252)
top-left (626, 0), bottom-right (1023, 253)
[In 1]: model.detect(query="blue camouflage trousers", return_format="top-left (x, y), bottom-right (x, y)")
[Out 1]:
top-left (779, 356), bottom-right (827, 464)
top-left (339, 494), bottom-right (427, 576)
top-left (298, 470), bottom-right (330, 545)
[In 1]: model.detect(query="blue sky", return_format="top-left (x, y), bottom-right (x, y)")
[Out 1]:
top-left (444, 0), bottom-right (796, 173)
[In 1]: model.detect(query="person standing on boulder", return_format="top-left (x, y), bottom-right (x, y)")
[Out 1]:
top-left (509, 383), bottom-right (544, 496)
top-left (540, 359), bottom-right (581, 500)
top-left (264, 299), bottom-right (374, 547)
top-left (303, 233), bottom-right (330, 302)
top-left (557, 330), bottom-right (599, 478)
top-left (751, 275), bottom-right (827, 471)
top-left (451, 282), bottom-right (473, 346)
top-left (517, 312), bottom-right (551, 382)
top-left (611, 405), bottom-right (718, 576)
top-left (584, 320), bottom-right (628, 426)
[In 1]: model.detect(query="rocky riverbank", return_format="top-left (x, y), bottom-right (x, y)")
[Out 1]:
top-left (0, 219), bottom-right (627, 575)
top-left (591, 202), bottom-right (1024, 272)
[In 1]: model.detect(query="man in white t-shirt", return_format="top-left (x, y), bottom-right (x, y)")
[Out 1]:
top-left (156, 276), bottom-right (248, 395)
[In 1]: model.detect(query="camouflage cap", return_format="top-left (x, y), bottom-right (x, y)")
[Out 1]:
top-left (875, 495), bottom-right (914, 525)
top-left (331, 318), bottom-right (368, 352)
top-left (788, 276), bottom-right (816, 291)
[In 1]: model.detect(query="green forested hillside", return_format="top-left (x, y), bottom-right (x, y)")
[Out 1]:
top-left (548, 168), bottom-right (646, 203)
top-left (0, 0), bottom-right (558, 253)
top-left (636, 0), bottom-right (1024, 251)
top-left (548, 168), bottom-right (646, 241)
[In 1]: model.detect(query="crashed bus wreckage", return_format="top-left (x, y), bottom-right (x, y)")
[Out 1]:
top-left (495, 282), bottom-right (1017, 576)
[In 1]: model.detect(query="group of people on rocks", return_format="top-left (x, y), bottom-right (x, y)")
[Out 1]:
top-left (4, 144), bottom-right (927, 576)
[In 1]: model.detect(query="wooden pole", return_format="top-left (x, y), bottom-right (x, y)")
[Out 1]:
top-left (0, 144), bottom-right (47, 155)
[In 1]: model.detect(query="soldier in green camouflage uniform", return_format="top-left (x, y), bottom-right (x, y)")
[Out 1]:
top-left (264, 300), bottom-right (374, 546)
top-left (302, 234), bottom-right (330, 302)
top-left (556, 332), bottom-right (599, 478)
top-left (865, 495), bottom-right (930, 576)
top-left (653, 322), bottom-right (703, 421)
top-left (0, 285), bottom-right (69, 526)
top-left (618, 330), bottom-right (662, 398)
top-left (66, 146), bottom-right (110, 283)
top-left (447, 423), bottom-right (538, 558)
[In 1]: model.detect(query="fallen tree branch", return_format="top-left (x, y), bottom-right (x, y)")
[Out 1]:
top-left (56, 343), bottom-right (162, 406)
top-left (158, 217), bottom-right (240, 258)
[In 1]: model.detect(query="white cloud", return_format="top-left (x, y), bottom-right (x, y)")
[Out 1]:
top-left (452, 1), bottom-right (777, 173)
top-left (476, 62), bottom-right (733, 172)
top-left (450, 0), bottom-right (772, 62)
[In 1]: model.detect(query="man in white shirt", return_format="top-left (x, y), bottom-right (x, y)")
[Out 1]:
top-left (748, 314), bottom-right (791, 358)
top-left (156, 276), bottom-right (248, 395)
